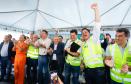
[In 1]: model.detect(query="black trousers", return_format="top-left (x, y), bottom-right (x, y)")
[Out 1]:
top-left (26, 58), bottom-right (38, 84)
top-left (84, 67), bottom-right (106, 84)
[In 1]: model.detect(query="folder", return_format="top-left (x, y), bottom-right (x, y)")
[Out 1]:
top-left (70, 42), bottom-right (80, 52)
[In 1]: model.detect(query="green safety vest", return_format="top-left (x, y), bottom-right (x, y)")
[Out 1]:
top-left (66, 39), bottom-right (82, 66)
top-left (82, 38), bottom-right (104, 68)
top-left (109, 43), bottom-right (131, 84)
top-left (27, 44), bottom-right (39, 59)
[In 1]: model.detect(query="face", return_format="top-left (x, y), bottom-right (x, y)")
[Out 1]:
top-left (4, 35), bottom-right (9, 42)
top-left (19, 35), bottom-right (26, 42)
top-left (70, 32), bottom-right (77, 41)
top-left (53, 37), bottom-right (59, 44)
top-left (30, 33), bottom-right (33, 40)
top-left (33, 35), bottom-right (38, 42)
top-left (115, 32), bottom-right (127, 45)
top-left (106, 35), bottom-right (111, 41)
top-left (59, 37), bottom-right (62, 42)
top-left (82, 29), bottom-right (90, 41)
top-left (8, 35), bottom-right (12, 40)
top-left (40, 32), bottom-right (47, 39)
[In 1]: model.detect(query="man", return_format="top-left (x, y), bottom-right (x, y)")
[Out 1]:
top-left (105, 28), bottom-right (131, 84)
top-left (81, 3), bottom-right (105, 84)
top-left (35, 30), bottom-right (52, 84)
top-left (25, 32), bottom-right (34, 84)
top-left (0, 35), bottom-right (14, 81)
top-left (48, 36), bottom-right (65, 81)
top-left (26, 34), bottom-right (39, 84)
top-left (64, 29), bottom-right (82, 84)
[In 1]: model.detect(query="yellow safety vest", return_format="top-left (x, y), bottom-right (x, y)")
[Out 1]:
top-left (109, 43), bottom-right (131, 84)
top-left (82, 38), bottom-right (104, 68)
top-left (66, 39), bottom-right (82, 66)
top-left (27, 45), bottom-right (39, 59)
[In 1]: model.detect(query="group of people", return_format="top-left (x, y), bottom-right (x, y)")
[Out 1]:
top-left (0, 3), bottom-right (131, 84)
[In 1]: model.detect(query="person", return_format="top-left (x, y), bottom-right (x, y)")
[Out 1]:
top-left (81, 3), bottom-right (105, 84)
top-left (106, 33), bottom-right (112, 44)
top-left (48, 35), bottom-right (65, 82)
top-left (105, 28), bottom-right (131, 84)
top-left (12, 35), bottom-right (28, 84)
top-left (100, 33), bottom-right (111, 84)
top-left (25, 32), bottom-right (34, 84)
top-left (0, 35), bottom-right (14, 81)
top-left (26, 34), bottom-right (39, 84)
top-left (64, 29), bottom-right (82, 84)
top-left (35, 30), bottom-right (52, 84)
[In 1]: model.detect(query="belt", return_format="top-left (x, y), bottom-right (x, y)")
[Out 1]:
top-left (39, 55), bottom-right (47, 56)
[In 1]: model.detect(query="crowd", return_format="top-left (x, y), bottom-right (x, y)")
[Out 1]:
top-left (0, 3), bottom-right (131, 84)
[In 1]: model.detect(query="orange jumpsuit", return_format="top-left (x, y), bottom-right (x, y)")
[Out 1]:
top-left (13, 41), bottom-right (28, 84)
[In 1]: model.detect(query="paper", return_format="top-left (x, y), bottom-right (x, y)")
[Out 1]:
top-left (52, 54), bottom-right (57, 60)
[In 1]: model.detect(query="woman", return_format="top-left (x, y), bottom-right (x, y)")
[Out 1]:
top-left (12, 35), bottom-right (28, 84)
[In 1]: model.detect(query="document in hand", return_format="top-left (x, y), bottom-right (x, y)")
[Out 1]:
top-left (70, 42), bottom-right (80, 52)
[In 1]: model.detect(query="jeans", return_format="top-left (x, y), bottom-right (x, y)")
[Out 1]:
top-left (38, 55), bottom-right (50, 84)
top-left (1, 56), bottom-right (12, 80)
top-left (84, 67), bottom-right (105, 84)
top-left (64, 63), bottom-right (80, 84)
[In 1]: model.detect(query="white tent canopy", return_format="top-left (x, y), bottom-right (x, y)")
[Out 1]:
top-left (0, 0), bottom-right (131, 32)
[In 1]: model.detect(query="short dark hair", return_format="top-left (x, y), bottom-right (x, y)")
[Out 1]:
top-left (58, 35), bottom-right (63, 39)
top-left (70, 29), bottom-right (78, 35)
top-left (106, 33), bottom-right (111, 38)
top-left (81, 28), bottom-right (90, 33)
top-left (116, 28), bottom-right (130, 38)
top-left (41, 30), bottom-right (48, 35)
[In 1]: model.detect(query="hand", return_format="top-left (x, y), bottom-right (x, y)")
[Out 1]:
top-left (91, 3), bottom-right (98, 10)
top-left (105, 59), bottom-right (114, 68)
top-left (14, 41), bottom-right (18, 45)
top-left (65, 48), bottom-right (70, 53)
top-left (121, 64), bottom-right (128, 73)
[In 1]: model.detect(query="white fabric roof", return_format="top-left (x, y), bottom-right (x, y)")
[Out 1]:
top-left (0, 0), bottom-right (131, 31)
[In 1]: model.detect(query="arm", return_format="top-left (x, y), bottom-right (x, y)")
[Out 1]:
top-left (65, 48), bottom-right (80, 57)
top-left (104, 46), bottom-right (114, 68)
top-left (17, 43), bottom-right (28, 52)
top-left (91, 3), bottom-right (101, 44)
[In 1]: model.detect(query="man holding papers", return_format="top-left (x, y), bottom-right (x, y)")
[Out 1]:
top-left (64, 29), bottom-right (82, 84)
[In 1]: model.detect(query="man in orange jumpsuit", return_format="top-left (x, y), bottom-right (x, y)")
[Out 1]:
top-left (12, 35), bottom-right (28, 84)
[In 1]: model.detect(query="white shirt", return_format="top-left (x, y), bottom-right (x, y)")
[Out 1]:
top-left (1, 42), bottom-right (9, 57)
top-left (37, 38), bottom-right (52, 55)
top-left (52, 44), bottom-right (57, 60)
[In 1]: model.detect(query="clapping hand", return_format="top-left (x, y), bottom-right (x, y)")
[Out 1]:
top-left (121, 64), bottom-right (128, 73)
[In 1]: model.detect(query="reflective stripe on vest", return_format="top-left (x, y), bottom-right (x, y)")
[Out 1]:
top-left (82, 38), bottom-right (104, 68)
top-left (110, 44), bottom-right (131, 84)
top-left (66, 39), bottom-right (82, 66)
top-left (27, 45), bottom-right (39, 59)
